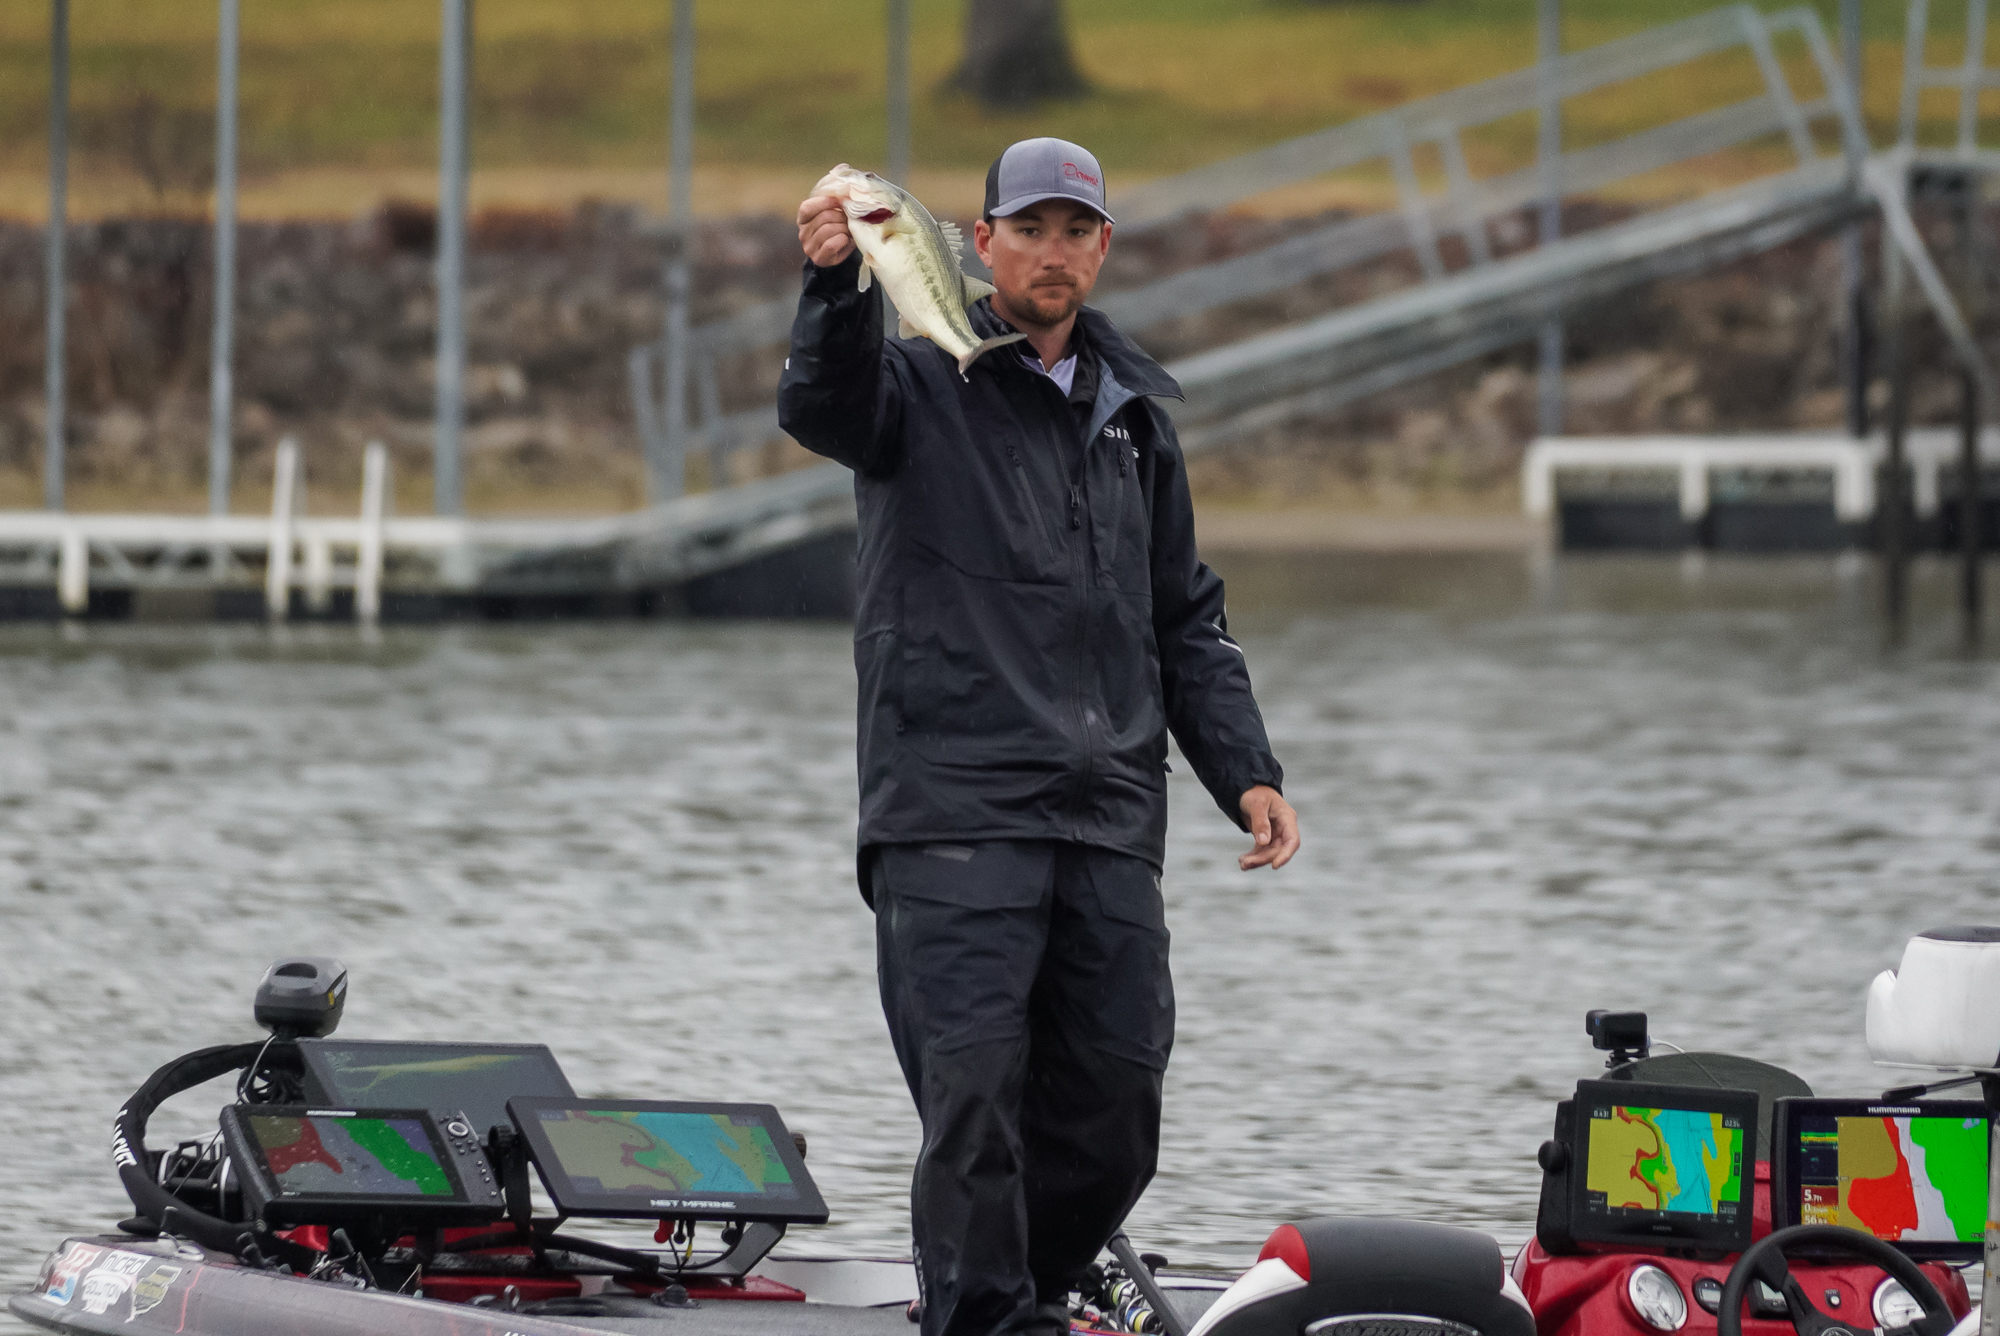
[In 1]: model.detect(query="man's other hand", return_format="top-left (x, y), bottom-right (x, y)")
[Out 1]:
top-left (798, 195), bottom-right (855, 266)
top-left (1238, 786), bottom-right (1298, 871)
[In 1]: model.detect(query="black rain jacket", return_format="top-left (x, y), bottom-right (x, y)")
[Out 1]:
top-left (778, 254), bottom-right (1283, 875)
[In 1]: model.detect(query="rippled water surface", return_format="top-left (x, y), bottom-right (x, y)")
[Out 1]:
top-left (5, 553), bottom-right (2000, 1320)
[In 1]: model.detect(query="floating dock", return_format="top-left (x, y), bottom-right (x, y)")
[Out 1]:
top-left (0, 442), bottom-right (858, 621)
top-left (1524, 432), bottom-right (2000, 552)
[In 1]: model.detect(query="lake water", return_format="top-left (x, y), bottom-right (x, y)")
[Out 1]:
top-left (4, 551), bottom-right (1999, 1318)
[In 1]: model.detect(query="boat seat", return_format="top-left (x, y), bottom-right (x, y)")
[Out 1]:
top-left (1189, 1217), bottom-right (1535, 1336)
top-left (1868, 926), bottom-right (2000, 1071)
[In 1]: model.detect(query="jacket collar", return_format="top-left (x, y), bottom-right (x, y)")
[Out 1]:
top-left (970, 297), bottom-right (1183, 402)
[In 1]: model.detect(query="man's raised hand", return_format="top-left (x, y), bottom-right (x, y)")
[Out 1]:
top-left (797, 195), bottom-right (855, 266)
top-left (1238, 786), bottom-right (1299, 871)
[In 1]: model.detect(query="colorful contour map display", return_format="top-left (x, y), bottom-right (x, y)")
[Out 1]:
top-left (1584, 1104), bottom-right (1745, 1218)
top-left (1797, 1114), bottom-right (1986, 1242)
top-left (537, 1109), bottom-right (795, 1199)
top-left (248, 1114), bottom-right (453, 1197)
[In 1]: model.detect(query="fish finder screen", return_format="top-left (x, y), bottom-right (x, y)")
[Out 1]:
top-left (1571, 1080), bottom-right (1754, 1249)
top-left (299, 1040), bottom-right (574, 1136)
top-left (1786, 1103), bottom-right (1987, 1246)
top-left (244, 1113), bottom-right (456, 1198)
top-left (508, 1097), bottom-right (830, 1223)
top-left (536, 1108), bottom-right (796, 1200)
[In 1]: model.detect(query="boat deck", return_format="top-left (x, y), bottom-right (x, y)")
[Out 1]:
top-left (8, 1236), bottom-right (1230, 1336)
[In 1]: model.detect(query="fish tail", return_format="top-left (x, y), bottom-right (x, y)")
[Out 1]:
top-left (956, 332), bottom-right (1028, 377)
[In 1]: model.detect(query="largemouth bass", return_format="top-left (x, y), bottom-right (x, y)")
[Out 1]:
top-left (813, 164), bottom-right (1027, 376)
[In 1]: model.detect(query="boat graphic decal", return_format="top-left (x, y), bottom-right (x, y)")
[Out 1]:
top-left (43, 1241), bottom-right (103, 1305)
top-left (127, 1263), bottom-right (183, 1320)
top-left (79, 1250), bottom-right (149, 1315)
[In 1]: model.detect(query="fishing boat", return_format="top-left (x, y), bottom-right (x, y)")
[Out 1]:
top-left (12, 938), bottom-right (1994, 1336)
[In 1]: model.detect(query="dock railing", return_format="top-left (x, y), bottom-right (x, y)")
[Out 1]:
top-left (1523, 436), bottom-right (1879, 526)
top-left (3, 439), bottom-right (401, 618)
top-left (1899, 0), bottom-right (2000, 157)
top-left (1524, 429), bottom-right (2000, 531)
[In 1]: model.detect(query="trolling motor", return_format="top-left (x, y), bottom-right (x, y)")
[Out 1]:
top-left (253, 957), bottom-right (347, 1039)
top-left (111, 955), bottom-right (349, 1265)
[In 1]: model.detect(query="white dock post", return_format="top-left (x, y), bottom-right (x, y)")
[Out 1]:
top-left (303, 536), bottom-right (333, 614)
top-left (264, 436), bottom-right (299, 619)
top-left (1832, 446), bottom-right (1875, 522)
top-left (1521, 441), bottom-right (1555, 519)
top-left (1678, 447), bottom-right (1709, 522)
top-left (356, 441), bottom-right (388, 623)
top-left (57, 527), bottom-right (86, 615)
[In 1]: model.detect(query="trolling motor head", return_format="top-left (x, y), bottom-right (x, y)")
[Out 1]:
top-left (254, 957), bottom-right (348, 1039)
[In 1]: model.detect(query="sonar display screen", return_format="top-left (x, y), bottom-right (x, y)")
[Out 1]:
top-left (300, 1040), bottom-right (573, 1137)
top-left (1794, 1110), bottom-right (1987, 1244)
top-left (535, 1108), bottom-right (796, 1200)
top-left (1582, 1100), bottom-right (1746, 1223)
top-left (245, 1113), bottom-right (455, 1198)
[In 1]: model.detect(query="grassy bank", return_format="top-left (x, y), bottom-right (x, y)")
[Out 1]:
top-left (0, 0), bottom-right (1981, 219)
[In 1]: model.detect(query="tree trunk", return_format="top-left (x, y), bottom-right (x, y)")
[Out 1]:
top-left (951, 0), bottom-right (1090, 111)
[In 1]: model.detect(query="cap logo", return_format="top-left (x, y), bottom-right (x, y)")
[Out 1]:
top-left (1061, 162), bottom-right (1099, 188)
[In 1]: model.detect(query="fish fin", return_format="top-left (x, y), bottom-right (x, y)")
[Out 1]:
top-left (897, 313), bottom-right (919, 339)
top-left (955, 331), bottom-right (1028, 377)
top-left (938, 220), bottom-right (964, 260)
top-left (856, 258), bottom-right (872, 293)
top-left (961, 275), bottom-right (996, 306)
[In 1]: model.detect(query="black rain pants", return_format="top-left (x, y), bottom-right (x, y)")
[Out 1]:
top-left (872, 841), bottom-right (1174, 1336)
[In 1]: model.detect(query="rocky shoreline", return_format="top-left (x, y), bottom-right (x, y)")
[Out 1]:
top-left (0, 201), bottom-right (1978, 514)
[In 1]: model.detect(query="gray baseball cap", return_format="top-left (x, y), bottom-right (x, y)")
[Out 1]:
top-left (984, 138), bottom-right (1114, 224)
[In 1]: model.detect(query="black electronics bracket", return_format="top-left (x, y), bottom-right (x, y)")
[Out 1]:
top-left (1534, 1098), bottom-right (1579, 1255)
top-left (1881, 1072), bottom-right (1982, 1101)
top-left (675, 1221), bottom-right (786, 1279)
top-left (478, 1122), bottom-right (786, 1279)
top-left (487, 1125), bottom-right (534, 1237)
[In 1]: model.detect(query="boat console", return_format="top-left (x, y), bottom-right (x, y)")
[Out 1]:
top-left (1513, 1001), bottom-right (1978, 1336)
top-left (92, 955), bottom-right (833, 1302)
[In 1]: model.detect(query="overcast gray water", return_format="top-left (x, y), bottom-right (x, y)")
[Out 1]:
top-left (4, 552), bottom-right (2000, 1318)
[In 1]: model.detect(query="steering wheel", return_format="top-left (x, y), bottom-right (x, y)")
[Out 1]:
top-left (1717, 1225), bottom-right (1955, 1336)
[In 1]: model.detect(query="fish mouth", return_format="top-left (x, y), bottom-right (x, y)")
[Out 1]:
top-left (813, 163), bottom-right (879, 202)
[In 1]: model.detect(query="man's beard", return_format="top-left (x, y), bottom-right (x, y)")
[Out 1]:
top-left (1010, 279), bottom-right (1085, 328)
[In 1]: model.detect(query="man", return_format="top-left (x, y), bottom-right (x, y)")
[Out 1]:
top-left (780, 138), bottom-right (1298, 1336)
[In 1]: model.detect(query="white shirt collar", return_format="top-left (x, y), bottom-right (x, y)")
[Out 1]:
top-left (1021, 352), bottom-right (1078, 395)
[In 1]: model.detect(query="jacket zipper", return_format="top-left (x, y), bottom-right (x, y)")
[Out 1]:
top-left (1063, 419), bottom-right (1092, 840)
